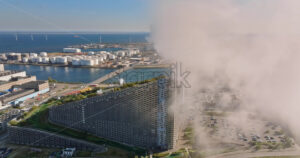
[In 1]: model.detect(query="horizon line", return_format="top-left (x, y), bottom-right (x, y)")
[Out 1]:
top-left (0, 30), bottom-right (150, 34)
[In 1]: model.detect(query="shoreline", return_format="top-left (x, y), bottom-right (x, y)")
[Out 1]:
top-left (133, 64), bottom-right (170, 69)
top-left (0, 62), bottom-right (115, 69)
top-left (0, 62), bottom-right (170, 69)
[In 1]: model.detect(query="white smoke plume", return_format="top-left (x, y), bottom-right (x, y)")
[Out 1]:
top-left (150, 0), bottom-right (300, 148)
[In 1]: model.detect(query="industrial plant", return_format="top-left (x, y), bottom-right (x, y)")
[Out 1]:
top-left (0, 64), bottom-right (49, 108)
top-left (0, 48), bottom-right (160, 68)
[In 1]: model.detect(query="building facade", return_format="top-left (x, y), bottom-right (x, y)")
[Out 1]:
top-left (8, 126), bottom-right (105, 151)
top-left (0, 76), bottom-right (37, 91)
top-left (0, 71), bottom-right (26, 81)
top-left (0, 80), bottom-right (49, 106)
top-left (0, 109), bottom-right (21, 133)
top-left (49, 78), bottom-right (176, 150)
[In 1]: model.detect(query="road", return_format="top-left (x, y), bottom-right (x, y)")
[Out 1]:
top-left (89, 66), bottom-right (132, 84)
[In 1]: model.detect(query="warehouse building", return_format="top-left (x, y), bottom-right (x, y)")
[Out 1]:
top-left (0, 76), bottom-right (37, 91)
top-left (0, 80), bottom-right (49, 106)
top-left (0, 64), bottom-right (49, 107)
top-left (0, 70), bottom-right (26, 81)
top-left (49, 78), bottom-right (177, 151)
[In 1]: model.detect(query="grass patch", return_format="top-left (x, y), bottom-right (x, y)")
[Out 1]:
top-left (169, 152), bottom-right (182, 158)
top-left (8, 148), bottom-right (59, 158)
top-left (183, 125), bottom-right (195, 145)
top-left (113, 76), bottom-right (165, 91)
top-left (153, 152), bottom-right (170, 158)
top-left (48, 77), bottom-right (82, 84)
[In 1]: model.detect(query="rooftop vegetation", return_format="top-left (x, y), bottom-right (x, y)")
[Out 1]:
top-left (113, 76), bottom-right (165, 91)
top-left (48, 77), bottom-right (83, 84)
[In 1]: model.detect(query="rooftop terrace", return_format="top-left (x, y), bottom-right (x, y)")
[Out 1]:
top-left (0, 70), bottom-right (24, 77)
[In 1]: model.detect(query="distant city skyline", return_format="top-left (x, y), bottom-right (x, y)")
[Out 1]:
top-left (0, 0), bottom-right (150, 32)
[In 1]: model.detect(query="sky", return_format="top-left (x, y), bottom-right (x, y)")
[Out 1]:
top-left (0, 0), bottom-right (150, 32)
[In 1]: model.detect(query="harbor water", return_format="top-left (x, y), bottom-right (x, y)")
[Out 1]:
top-left (4, 64), bottom-right (169, 84)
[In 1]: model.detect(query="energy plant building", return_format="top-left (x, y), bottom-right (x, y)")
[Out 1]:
top-left (49, 78), bottom-right (177, 151)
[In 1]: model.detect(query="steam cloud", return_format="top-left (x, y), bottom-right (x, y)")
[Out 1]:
top-left (151, 0), bottom-right (300, 148)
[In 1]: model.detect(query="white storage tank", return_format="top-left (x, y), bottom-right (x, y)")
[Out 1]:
top-left (72, 59), bottom-right (81, 66)
top-left (28, 57), bottom-right (33, 62)
top-left (80, 59), bottom-right (94, 66)
top-left (127, 49), bottom-right (139, 56)
top-left (30, 57), bottom-right (35, 63)
top-left (56, 57), bottom-right (67, 64)
top-left (108, 54), bottom-right (116, 60)
top-left (66, 56), bottom-right (73, 62)
top-left (0, 54), bottom-right (6, 59)
top-left (42, 57), bottom-right (49, 63)
top-left (22, 57), bottom-right (29, 63)
top-left (40, 52), bottom-right (47, 57)
top-left (117, 51), bottom-right (126, 57)
top-left (37, 57), bottom-right (42, 63)
top-left (98, 57), bottom-right (104, 63)
top-left (30, 53), bottom-right (38, 57)
top-left (31, 57), bottom-right (38, 63)
top-left (50, 57), bottom-right (56, 64)
top-left (93, 59), bottom-right (99, 65)
top-left (99, 54), bottom-right (107, 60)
